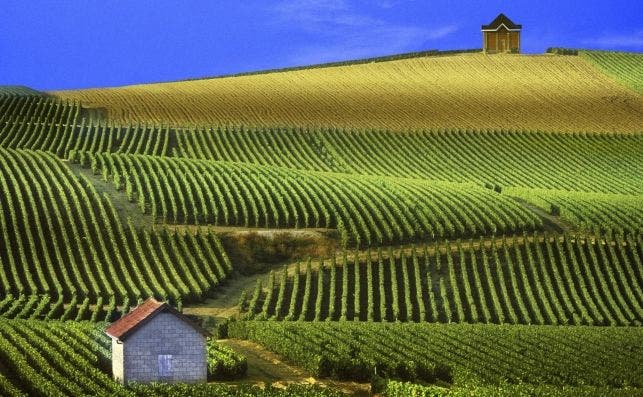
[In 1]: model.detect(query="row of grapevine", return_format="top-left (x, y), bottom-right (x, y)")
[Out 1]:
top-left (0, 94), bottom-right (77, 126)
top-left (176, 125), bottom-right (337, 172)
top-left (206, 340), bottom-right (248, 380)
top-left (176, 126), bottom-right (642, 195)
top-left (0, 319), bottom-right (320, 397)
top-left (580, 50), bottom-right (643, 93)
top-left (3, 93), bottom-right (638, 197)
top-left (313, 128), bottom-right (642, 195)
top-left (0, 87), bottom-right (42, 96)
top-left (0, 319), bottom-right (130, 396)
top-left (2, 319), bottom-right (638, 396)
top-left (0, 148), bottom-right (232, 306)
top-left (0, 294), bottom-right (126, 322)
top-left (0, 94), bottom-right (80, 157)
top-left (0, 318), bottom-right (344, 396)
top-left (383, 380), bottom-right (642, 397)
top-left (229, 321), bottom-right (643, 387)
top-left (65, 120), bottom-right (173, 157)
top-left (506, 187), bottom-right (643, 235)
top-left (0, 94), bottom-right (173, 157)
top-left (241, 233), bottom-right (642, 325)
top-left (78, 152), bottom-right (542, 247)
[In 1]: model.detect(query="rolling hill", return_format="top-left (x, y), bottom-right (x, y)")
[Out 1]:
top-left (0, 49), bottom-right (642, 396)
top-left (52, 51), bottom-right (643, 133)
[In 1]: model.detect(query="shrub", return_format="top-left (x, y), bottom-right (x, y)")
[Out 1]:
top-left (206, 340), bottom-right (247, 380)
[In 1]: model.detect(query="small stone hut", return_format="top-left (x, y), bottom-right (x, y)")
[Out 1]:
top-left (105, 298), bottom-right (210, 384)
top-left (482, 13), bottom-right (522, 53)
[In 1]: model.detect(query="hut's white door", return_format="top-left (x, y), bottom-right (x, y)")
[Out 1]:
top-left (158, 354), bottom-right (173, 380)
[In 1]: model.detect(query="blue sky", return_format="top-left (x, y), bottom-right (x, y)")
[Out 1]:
top-left (1, 0), bottom-right (641, 90)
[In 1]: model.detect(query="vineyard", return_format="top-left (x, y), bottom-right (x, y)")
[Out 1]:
top-left (579, 51), bottom-right (643, 92)
top-left (0, 94), bottom-right (173, 157)
top-left (206, 341), bottom-right (248, 380)
top-left (0, 148), bottom-right (232, 316)
top-left (0, 320), bottom-right (127, 396)
top-left (72, 152), bottom-right (542, 246)
top-left (382, 380), bottom-right (642, 397)
top-left (0, 94), bottom-right (80, 157)
top-left (0, 320), bottom-right (332, 396)
top-left (3, 95), bottom-right (640, 196)
top-left (0, 47), bottom-right (641, 396)
top-left (51, 53), bottom-right (643, 133)
top-left (506, 188), bottom-right (643, 235)
top-left (176, 126), bottom-right (642, 194)
top-left (241, 233), bottom-right (642, 325)
top-left (228, 321), bottom-right (642, 386)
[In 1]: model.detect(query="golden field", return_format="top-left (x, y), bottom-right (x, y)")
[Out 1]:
top-left (51, 53), bottom-right (643, 133)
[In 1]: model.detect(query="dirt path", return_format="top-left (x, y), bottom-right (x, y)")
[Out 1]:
top-left (220, 339), bottom-right (310, 383)
top-left (511, 197), bottom-right (578, 234)
top-left (65, 160), bottom-right (155, 227)
top-left (184, 272), bottom-right (267, 320)
top-left (217, 339), bottom-right (371, 396)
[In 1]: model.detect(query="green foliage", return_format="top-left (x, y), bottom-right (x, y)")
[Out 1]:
top-left (1, 54), bottom-right (642, 397)
top-left (0, 93), bottom-right (172, 157)
top-left (175, 126), bottom-right (641, 195)
top-left (81, 151), bottom-right (542, 247)
top-left (0, 148), bottom-right (232, 319)
top-left (229, 321), bottom-right (643, 387)
top-left (206, 340), bottom-right (247, 380)
top-left (0, 94), bottom-right (80, 157)
top-left (0, 319), bottom-right (129, 396)
top-left (506, 188), bottom-right (643, 236)
top-left (130, 383), bottom-right (347, 396)
top-left (580, 50), bottom-right (643, 92)
top-left (384, 380), bottom-right (642, 397)
top-left (0, 320), bottom-right (347, 396)
top-left (240, 233), bottom-right (642, 326)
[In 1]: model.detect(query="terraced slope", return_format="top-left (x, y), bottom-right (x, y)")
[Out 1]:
top-left (0, 95), bottom-right (80, 156)
top-left (506, 188), bottom-right (643, 234)
top-left (580, 51), bottom-right (643, 93)
top-left (0, 320), bottom-right (125, 396)
top-left (0, 49), bottom-right (641, 396)
top-left (0, 319), bottom-right (340, 396)
top-left (229, 321), bottom-right (643, 387)
top-left (175, 127), bottom-right (642, 194)
top-left (241, 234), bottom-right (643, 326)
top-left (52, 53), bottom-right (643, 133)
top-left (0, 94), bottom-right (173, 157)
top-left (76, 152), bottom-right (541, 246)
top-left (0, 148), bottom-right (232, 319)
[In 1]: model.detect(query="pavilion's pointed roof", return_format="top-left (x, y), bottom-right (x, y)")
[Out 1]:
top-left (482, 14), bottom-right (522, 31)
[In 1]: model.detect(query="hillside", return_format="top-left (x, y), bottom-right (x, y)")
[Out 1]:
top-left (1, 48), bottom-right (642, 396)
top-left (52, 52), bottom-right (643, 133)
